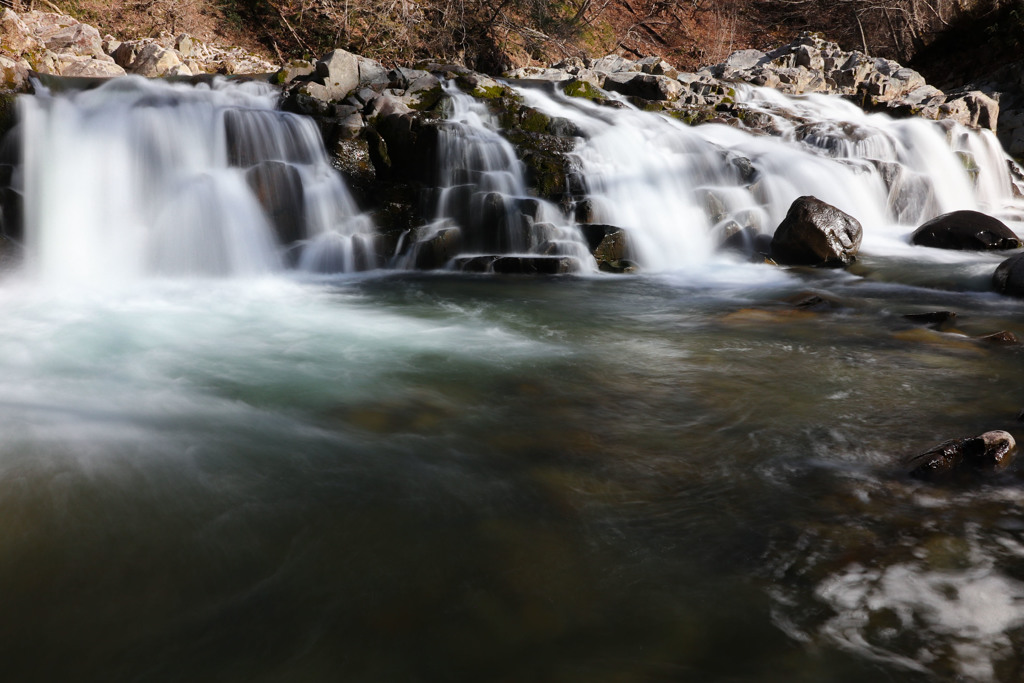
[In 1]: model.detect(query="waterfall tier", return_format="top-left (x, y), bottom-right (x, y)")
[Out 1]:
top-left (15, 76), bottom-right (375, 284)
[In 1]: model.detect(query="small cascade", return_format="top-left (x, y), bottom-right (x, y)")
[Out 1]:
top-left (16, 75), bottom-right (375, 284)
top-left (518, 84), bottom-right (1024, 272)
top-left (403, 84), bottom-right (594, 273)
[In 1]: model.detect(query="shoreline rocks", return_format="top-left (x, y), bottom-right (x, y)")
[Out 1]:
top-left (0, 7), bottom-right (275, 88)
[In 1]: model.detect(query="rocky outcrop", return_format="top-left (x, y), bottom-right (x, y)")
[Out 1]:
top-left (0, 8), bottom-right (274, 88)
top-left (908, 430), bottom-right (1016, 481)
top-left (769, 196), bottom-right (863, 267)
top-left (502, 33), bottom-right (1004, 135)
top-left (910, 210), bottom-right (1021, 250)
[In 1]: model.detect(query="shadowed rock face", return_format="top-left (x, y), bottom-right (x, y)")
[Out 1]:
top-left (769, 195), bottom-right (863, 267)
top-left (908, 430), bottom-right (1017, 481)
top-left (994, 252), bottom-right (1024, 297)
top-left (910, 209), bottom-right (1022, 250)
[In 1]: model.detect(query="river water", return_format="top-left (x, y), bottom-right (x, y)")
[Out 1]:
top-left (2, 77), bottom-right (1024, 681)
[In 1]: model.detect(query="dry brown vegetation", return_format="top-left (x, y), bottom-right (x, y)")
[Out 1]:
top-left (7, 0), bottom-right (1021, 78)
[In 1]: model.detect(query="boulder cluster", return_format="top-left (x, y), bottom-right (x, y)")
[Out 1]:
top-left (506, 33), bottom-right (1000, 135)
top-left (0, 8), bottom-right (275, 89)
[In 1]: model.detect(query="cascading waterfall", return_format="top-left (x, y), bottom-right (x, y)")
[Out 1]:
top-left (405, 84), bottom-right (595, 272)
top-left (17, 75), bottom-right (376, 284)
top-left (518, 83), bottom-right (1024, 272)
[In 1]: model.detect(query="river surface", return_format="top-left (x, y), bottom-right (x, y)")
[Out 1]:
top-left (2, 258), bottom-right (1023, 681)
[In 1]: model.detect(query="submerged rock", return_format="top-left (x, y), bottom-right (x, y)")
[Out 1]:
top-left (769, 196), bottom-right (863, 267)
top-left (908, 430), bottom-right (1017, 481)
top-left (453, 255), bottom-right (581, 274)
top-left (902, 311), bottom-right (958, 331)
top-left (910, 210), bottom-right (1021, 250)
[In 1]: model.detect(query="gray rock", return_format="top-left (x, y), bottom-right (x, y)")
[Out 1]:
top-left (274, 59), bottom-right (315, 85)
top-left (357, 56), bottom-right (390, 91)
top-left (42, 22), bottom-right (102, 57)
top-left (316, 50), bottom-right (360, 101)
top-left (59, 56), bottom-right (127, 78)
top-left (131, 43), bottom-right (188, 78)
top-left (175, 34), bottom-right (195, 58)
top-left (720, 49), bottom-right (766, 72)
top-left (590, 53), bottom-right (635, 74)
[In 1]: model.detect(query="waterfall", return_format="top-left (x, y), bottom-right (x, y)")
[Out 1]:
top-left (518, 84), bottom-right (1024, 272)
top-left (16, 76), bottom-right (375, 284)
top-left (403, 84), bottom-right (595, 272)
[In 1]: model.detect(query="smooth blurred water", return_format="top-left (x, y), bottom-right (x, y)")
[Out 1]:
top-left (1, 262), bottom-right (1023, 682)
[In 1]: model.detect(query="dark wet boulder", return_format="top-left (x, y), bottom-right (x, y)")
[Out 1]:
top-left (908, 430), bottom-right (1016, 481)
top-left (769, 196), bottom-right (862, 267)
top-left (993, 252), bottom-right (1024, 297)
top-left (245, 161), bottom-right (306, 247)
top-left (910, 210), bottom-right (1021, 250)
top-left (411, 227), bottom-right (462, 270)
top-left (365, 112), bottom-right (440, 184)
top-left (453, 255), bottom-right (581, 274)
top-left (602, 73), bottom-right (683, 102)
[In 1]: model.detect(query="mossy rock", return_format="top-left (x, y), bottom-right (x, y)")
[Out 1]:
top-left (667, 108), bottom-right (716, 126)
top-left (407, 84), bottom-right (444, 112)
top-left (470, 83), bottom-right (506, 99)
top-left (562, 79), bottom-right (603, 101)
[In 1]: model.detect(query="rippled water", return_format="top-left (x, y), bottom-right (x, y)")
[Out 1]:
top-left (1, 257), bottom-right (1023, 681)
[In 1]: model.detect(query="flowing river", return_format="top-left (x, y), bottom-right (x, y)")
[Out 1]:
top-left (1, 76), bottom-right (1024, 682)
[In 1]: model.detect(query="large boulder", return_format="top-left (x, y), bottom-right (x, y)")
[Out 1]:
top-left (315, 50), bottom-right (360, 101)
top-left (245, 161), bottom-right (306, 247)
top-left (993, 252), bottom-right (1024, 297)
top-left (603, 72), bottom-right (682, 102)
top-left (769, 196), bottom-right (863, 267)
top-left (41, 21), bottom-right (102, 56)
top-left (910, 210), bottom-right (1021, 250)
top-left (57, 54), bottom-right (127, 78)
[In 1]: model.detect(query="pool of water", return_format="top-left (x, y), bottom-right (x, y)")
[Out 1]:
top-left (1, 260), bottom-right (1023, 682)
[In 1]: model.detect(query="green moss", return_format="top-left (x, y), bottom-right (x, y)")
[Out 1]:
top-left (519, 108), bottom-right (551, 133)
top-left (562, 79), bottom-right (602, 101)
top-left (408, 84), bottom-right (444, 112)
top-left (470, 83), bottom-right (506, 100)
top-left (667, 108), bottom-right (714, 126)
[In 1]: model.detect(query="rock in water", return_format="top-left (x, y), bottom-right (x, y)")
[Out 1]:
top-left (769, 196), bottom-right (862, 267)
top-left (993, 252), bottom-right (1024, 297)
top-left (908, 430), bottom-right (1017, 481)
top-left (910, 210), bottom-right (1022, 250)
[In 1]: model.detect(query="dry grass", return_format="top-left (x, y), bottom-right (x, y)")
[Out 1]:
top-left (8, 0), bottom-right (1017, 75)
